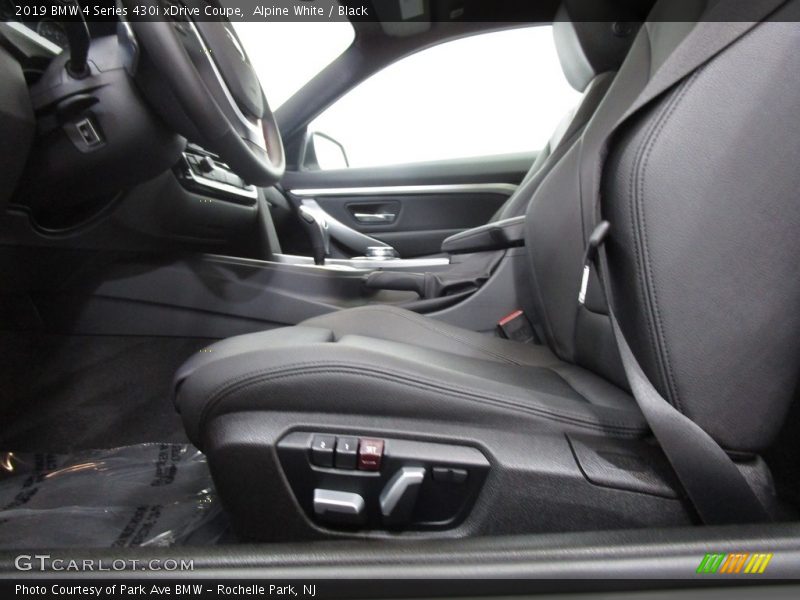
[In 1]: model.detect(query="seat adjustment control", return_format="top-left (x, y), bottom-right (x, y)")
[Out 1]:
top-left (358, 438), bottom-right (384, 471)
top-left (379, 466), bottom-right (426, 526)
top-left (310, 434), bottom-right (336, 467)
top-left (432, 466), bottom-right (468, 484)
top-left (335, 437), bottom-right (359, 469)
top-left (280, 433), bottom-right (489, 531)
top-left (313, 489), bottom-right (366, 525)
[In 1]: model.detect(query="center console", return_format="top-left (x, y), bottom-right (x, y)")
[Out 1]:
top-left (23, 151), bottom-right (532, 339)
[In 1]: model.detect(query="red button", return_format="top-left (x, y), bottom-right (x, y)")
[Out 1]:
top-left (358, 438), bottom-right (384, 471)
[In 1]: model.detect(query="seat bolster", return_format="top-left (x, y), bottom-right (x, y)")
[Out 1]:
top-left (301, 305), bottom-right (560, 368)
top-left (174, 334), bottom-right (647, 448)
top-left (548, 363), bottom-right (635, 412)
top-left (172, 326), bottom-right (334, 401)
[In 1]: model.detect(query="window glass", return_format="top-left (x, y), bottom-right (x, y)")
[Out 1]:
top-left (232, 22), bottom-right (355, 109)
top-left (309, 26), bottom-right (582, 169)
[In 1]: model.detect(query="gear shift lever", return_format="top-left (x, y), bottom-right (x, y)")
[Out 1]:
top-left (299, 205), bottom-right (331, 265)
top-left (64, 8), bottom-right (91, 79)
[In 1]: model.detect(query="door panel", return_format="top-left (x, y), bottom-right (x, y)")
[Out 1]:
top-left (316, 191), bottom-right (506, 257)
top-left (283, 152), bottom-right (534, 257)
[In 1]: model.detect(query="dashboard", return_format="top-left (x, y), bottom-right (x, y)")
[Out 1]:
top-left (1, 1), bottom-right (117, 52)
top-left (33, 19), bottom-right (68, 49)
top-left (1, 1), bottom-right (68, 50)
top-left (33, 19), bottom-right (69, 49)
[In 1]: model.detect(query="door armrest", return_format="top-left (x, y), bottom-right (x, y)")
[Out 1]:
top-left (441, 216), bottom-right (526, 254)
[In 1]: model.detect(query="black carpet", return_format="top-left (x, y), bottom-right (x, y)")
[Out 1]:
top-left (0, 333), bottom-right (213, 452)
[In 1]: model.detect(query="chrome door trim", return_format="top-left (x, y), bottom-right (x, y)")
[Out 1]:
top-left (352, 212), bottom-right (396, 223)
top-left (288, 183), bottom-right (518, 198)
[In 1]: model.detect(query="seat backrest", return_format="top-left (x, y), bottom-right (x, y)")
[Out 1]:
top-left (492, 1), bottom-right (640, 221)
top-left (525, 0), bottom-right (800, 454)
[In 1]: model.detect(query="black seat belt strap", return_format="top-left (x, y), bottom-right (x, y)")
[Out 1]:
top-left (581, 221), bottom-right (771, 525)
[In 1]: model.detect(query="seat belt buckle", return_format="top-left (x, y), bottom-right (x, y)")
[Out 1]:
top-left (578, 220), bottom-right (611, 305)
top-left (497, 310), bottom-right (535, 343)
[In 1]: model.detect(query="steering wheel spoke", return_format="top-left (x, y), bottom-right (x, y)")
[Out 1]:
top-left (123, 0), bottom-right (285, 186)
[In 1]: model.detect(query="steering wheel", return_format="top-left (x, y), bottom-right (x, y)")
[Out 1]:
top-left (123, 0), bottom-right (285, 186)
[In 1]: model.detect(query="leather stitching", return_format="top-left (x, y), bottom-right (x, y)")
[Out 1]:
top-left (195, 361), bottom-right (646, 437)
top-left (627, 91), bottom-right (673, 405)
top-left (309, 305), bottom-right (544, 367)
top-left (636, 70), bottom-right (704, 414)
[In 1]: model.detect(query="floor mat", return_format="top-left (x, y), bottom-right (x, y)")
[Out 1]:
top-left (0, 333), bottom-right (212, 451)
top-left (0, 443), bottom-right (224, 548)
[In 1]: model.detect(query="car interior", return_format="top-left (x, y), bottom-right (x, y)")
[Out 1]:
top-left (2, 0), bottom-right (800, 585)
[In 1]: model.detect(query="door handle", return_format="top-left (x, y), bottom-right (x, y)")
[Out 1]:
top-left (353, 212), bottom-right (396, 223)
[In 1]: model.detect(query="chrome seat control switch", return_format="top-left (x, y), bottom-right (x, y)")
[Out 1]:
top-left (379, 466), bottom-right (426, 526)
top-left (313, 489), bottom-right (366, 525)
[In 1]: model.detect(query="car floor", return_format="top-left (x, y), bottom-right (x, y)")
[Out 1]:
top-left (0, 331), bottom-right (233, 548)
top-left (0, 331), bottom-right (212, 452)
top-left (0, 443), bottom-right (227, 548)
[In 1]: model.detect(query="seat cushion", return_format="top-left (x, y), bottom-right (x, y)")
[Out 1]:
top-left (174, 306), bottom-right (646, 447)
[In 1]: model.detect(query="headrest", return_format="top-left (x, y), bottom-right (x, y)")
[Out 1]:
top-left (553, 0), bottom-right (642, 92)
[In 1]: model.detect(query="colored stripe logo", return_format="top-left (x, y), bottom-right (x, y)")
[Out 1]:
top-left (696, 553), bottom-right (773, 574)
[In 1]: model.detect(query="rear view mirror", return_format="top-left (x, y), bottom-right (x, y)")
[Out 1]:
top-left (303, 131), bottom-right (350, 170)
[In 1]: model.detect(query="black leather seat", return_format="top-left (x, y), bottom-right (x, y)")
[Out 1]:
top-left (174, 0), bottom-right (800, 540)
top-left (175, 305), bottom-right (647, 445)
top-left (490, 4), bottom-right (639, 222)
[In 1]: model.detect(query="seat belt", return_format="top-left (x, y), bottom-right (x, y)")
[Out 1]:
top-left (580, 221), bottom-right (772, 525)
